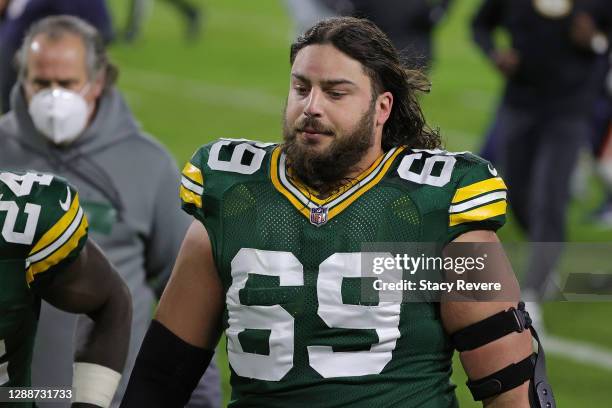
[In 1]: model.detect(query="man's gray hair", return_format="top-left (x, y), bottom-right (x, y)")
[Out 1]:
top-left (17, 15), bottom-right (118, 89)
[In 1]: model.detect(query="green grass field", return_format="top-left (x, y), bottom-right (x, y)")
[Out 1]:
top-left (106, 0), bottom-right (612, 406)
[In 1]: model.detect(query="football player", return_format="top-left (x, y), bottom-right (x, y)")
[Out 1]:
top-left (0, 170), bottom-right (132, 407)
top-left (122, 17), bottom-right (554, 408)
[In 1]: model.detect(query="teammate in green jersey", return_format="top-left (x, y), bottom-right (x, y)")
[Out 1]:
top-left (0, 171), bottom-right (132, 408)
top-left (122, 17), bottom-right (554, 408)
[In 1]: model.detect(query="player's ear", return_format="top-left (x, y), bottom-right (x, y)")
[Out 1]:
top-left (91, 70), bottom-right (106, 100)
top-left (375, 91), bottom-right (393, 127)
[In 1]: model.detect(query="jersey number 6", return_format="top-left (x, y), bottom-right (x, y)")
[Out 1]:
top-left (226, 248), bottom-right (401, 381)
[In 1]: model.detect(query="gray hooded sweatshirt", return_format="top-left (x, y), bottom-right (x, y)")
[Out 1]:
top-left (0, 86), bottom-right (220, 407)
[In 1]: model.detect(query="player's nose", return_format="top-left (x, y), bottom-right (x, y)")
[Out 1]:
top-left (303, 88), bottom-right (324, 117)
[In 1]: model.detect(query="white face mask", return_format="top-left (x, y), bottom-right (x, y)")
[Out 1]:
top-left (28, 85), bottom-right (92, 145)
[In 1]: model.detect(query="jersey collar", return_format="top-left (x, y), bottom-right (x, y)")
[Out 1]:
top-left (270, 146), bottom-right (405, 226)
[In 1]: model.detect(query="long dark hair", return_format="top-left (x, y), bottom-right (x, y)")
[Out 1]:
top-left (290, 17), bottom-right (441, 150)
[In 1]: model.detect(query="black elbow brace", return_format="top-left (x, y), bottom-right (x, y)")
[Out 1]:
top-left (450, 302), bottom-right (556, 408)
top-left (120, 320), bottom-right (214, 408)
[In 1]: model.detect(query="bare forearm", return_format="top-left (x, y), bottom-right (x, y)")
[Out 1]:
top-left (35, 240), bottom-right (132, 407)
top-left (39, 241), bottom-right (132, 372)
top-left (74, 280), bottom-right (132, 372)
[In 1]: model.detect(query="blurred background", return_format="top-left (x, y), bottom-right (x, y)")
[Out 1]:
top-left (3, 0), bottom-right (612, 405)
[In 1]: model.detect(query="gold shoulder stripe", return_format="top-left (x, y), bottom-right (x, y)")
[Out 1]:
top-left (26, 208), bottom-right (88, 283)
top-left (182, 162), bottom-right (203, 186)
top-left (30, 193), bottom-right (80, 255)
top-left (180, 185), bottom-right (203, 209)
top-left (270, 147), bottom-right (310, 218)
top-left (449, 200), bottom-right (506, 226)
top-left (328, 147), bottom-right (405, 219)
top-left (452, 177), bottom-right (507, 204)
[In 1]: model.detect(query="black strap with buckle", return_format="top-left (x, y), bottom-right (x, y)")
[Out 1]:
top-left (451, 301), bottom-right (532, 352)
top-left (467, 353), bottom-right (535, 400)
top-left (450, 302), bottom-right (556, 407)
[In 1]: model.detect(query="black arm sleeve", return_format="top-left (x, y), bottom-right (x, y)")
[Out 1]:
top-left (120, 320), bottom-right (214, 408)
top-left (471, 0), bottom-right (504, 56)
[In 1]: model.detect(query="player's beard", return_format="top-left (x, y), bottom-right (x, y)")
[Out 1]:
top-left (282, 102), bottom-right (376, 197)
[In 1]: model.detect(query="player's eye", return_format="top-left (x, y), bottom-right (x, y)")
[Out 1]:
top-left (327, 91), bottom-right (345, 99)
top-left (294, 85), bottom-right (309, 97)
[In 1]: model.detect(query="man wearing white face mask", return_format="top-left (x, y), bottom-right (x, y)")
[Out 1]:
top-left (28, 82), bottom-right (93, 144)
top-left (21, 26), bottom-right (104, 145)
top-left (0, 15), bottom-right (221, 408)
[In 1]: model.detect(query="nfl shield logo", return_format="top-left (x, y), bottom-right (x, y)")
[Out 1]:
top-left (310, 207), bottom-right (328, 226)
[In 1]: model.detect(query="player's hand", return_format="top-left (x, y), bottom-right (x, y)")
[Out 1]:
top-left (491, 49), bottom-right (520, 78)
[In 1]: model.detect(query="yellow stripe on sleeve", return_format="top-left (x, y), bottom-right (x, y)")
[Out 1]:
top-left (449, 200), bottom-right (507, 227)
top-left (182, 162), bottom-right (203, 186)
top-left (29, 193), bottom-right (81, 255)
top-left (180, 185), bottom-right (202, 209)
top-left (452, 177), bottom-right (507, 204)
top-left (26, 213), bottom-right (88, 283)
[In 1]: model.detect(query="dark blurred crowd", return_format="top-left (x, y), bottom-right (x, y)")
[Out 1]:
top-left (471, 0), bottom-right (612, 307)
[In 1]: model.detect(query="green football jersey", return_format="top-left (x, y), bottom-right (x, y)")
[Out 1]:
top-left (180, 139), bottom-right (507, 408)
top-left (0, 171), bottom-right (88, 398)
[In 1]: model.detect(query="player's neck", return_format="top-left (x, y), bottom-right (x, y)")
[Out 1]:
top-left (345, 145), bottom-right (383, 180)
